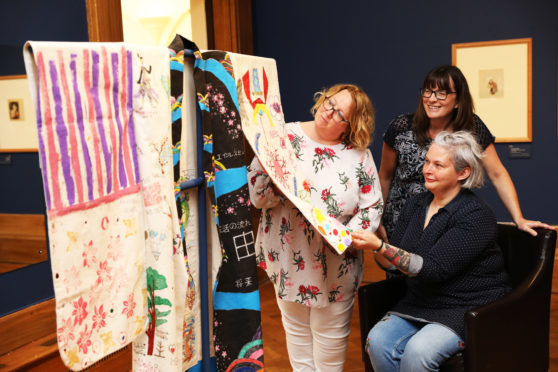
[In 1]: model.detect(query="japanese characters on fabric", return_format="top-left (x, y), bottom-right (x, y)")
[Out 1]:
top-left (23, 41), bottom-right (188, 372)
top-left (227, 53), bottom-right (353, 254)
top-left (23, 41), bottom-right (148, 370)
top-left (194, 51), bottom-right (265, 371)
top-left (167, 34), bottom-right (202, 370)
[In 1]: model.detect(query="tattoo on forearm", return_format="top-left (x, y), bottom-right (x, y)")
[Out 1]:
top-left (382, 243), bottom-right (410, 273)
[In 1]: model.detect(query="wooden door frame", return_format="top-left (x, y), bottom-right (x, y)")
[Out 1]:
top-left (205, 0), bottom-right (253, 54)
top-left (85, 0), bottom-right (253, 54)
top-left (86, 0), bottom-right (124, 42)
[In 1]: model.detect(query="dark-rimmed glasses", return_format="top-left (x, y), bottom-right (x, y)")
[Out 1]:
top-left (420, 88), bottom-right (456, 100)
top-left (323, 97), bottom-right (350, 125)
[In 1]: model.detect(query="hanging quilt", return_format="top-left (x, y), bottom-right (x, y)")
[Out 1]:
top-left (24, 41), bottom-right (148, 370)
top-left (129, 45), bottom-right (187, 372)
top-left (168, 34), bottom-right (202, 370)
top-left (24, 41), bottom-right (187, 371)
top-left (228, 53), bottom-right (353, 254)
top-left (194, 50), bottom-right (265, 372)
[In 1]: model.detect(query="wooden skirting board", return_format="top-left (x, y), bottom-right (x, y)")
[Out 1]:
top-left (0, 298), bottom-right (132, 371)
top-left (0, 298), bottom-right (56, 356)
top-left (0, 213), bottom-right (48, 274)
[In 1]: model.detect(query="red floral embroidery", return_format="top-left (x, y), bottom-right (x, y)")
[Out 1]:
top-left (292, 250), bottom-right (305, 271)
top-left (324, 148), bottom-right (336, 157)
top-left (297, 284), bottom-right (321, 302)
top-left (96, 260), bottom-right (112, 286)
top-left (122, 293), bottom-right (136, 319)
top-left (92, 305), bottom-right (107, 330)
top-left (57, 317), bottom-right (75, 346)
top-left (72, 297), bottom-right (88, 326)
top-left (77, 325), bottom-right (92, 354)
top-left (302, 179), bottom-right (310, 192)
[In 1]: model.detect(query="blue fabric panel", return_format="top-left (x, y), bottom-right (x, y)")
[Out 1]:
top-left (170, 60), bottom-right (184, 72)
top-left (214, 166), bottom-right (248, 200)
top-left (213, 290), bottom-right (261, 311)
top-left (195, 59), bottom-right (239, 112)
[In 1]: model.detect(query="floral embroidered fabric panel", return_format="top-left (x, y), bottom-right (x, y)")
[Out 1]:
top-left (24, 41), bottom-right (187, 371)
top-left (24, 42), bottom-right (149, 370)
top-left (229, 53), bottom-right (353, 254)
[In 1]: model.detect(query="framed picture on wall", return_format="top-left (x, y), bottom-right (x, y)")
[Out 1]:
top-left (8, 99), bottom-right (24, 121)
top-left (452, 38), bottom-right (532, 143)
top-left (0, 75), bottom-right (38, 152)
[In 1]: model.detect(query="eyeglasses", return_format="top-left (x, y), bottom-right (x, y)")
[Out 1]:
top-left (420, 88), bottom-right (456, 100)
top-left (323, 97), bottom-right (350, 125)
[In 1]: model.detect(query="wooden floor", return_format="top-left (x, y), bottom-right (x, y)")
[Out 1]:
top-left (260, 254), bottom-right (558, 371)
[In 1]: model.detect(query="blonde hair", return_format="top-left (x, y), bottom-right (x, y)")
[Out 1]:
top-left (432, 131), bottom-right (485, 189)
top-left (310, 84), bottom-right (375, 150)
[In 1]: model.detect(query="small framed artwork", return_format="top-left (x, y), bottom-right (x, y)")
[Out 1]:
top-left (8, 99), bottom-right (24, 121)
top-left (452, 38), bottom-right (532, 143)
top-left (0, 75), bottom-right (38, 152)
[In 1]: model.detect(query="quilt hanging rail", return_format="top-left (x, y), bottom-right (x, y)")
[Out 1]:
top-left (178, 48), bottom-right (211, 372)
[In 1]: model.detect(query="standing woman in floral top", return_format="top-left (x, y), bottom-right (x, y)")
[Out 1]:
top-left (248, 84), bottom-right (383, 371)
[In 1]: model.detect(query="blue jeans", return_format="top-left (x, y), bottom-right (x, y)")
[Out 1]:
top-left (366, 313), bottom-right (464, 372)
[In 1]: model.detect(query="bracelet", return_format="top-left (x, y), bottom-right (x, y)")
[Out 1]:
top-left (373, 240), bottom-right (385, 253)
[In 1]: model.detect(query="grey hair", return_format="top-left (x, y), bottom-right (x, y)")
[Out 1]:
top-left (431, 131), bottom-right (485, 189)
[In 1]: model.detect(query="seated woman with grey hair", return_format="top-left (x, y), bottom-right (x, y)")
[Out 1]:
top-left (351, 131), bottom-right (511, 371)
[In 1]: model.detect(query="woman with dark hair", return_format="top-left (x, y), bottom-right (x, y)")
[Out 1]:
top-left (378, 65), bottom-right (551, 241)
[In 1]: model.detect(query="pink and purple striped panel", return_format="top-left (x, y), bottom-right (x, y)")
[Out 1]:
top-left (34, 46), bottom-right (140, 216)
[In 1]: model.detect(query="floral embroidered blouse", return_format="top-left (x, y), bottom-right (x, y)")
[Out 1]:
top-left (247, 122), bottom-right (383, 308)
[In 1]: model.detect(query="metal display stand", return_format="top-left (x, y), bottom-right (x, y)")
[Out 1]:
top-left (180, 51), bottom-right (211, 371)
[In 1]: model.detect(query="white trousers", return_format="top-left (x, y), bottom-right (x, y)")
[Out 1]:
top-left (276, 296), bottom-right (354, 372)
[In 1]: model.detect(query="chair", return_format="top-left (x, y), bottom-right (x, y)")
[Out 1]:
top-left (358, 223), bottom-right (557, 372)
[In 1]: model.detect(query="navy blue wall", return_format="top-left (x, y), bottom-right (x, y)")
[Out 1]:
top-left (0, 0), bottom-right (88, 316)
top-left (252, 0), bottom-right (558, 225)
top-left (1, 0), bottom-right (556, 316)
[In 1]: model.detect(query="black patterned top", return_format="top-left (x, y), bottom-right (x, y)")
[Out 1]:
top-left (382, 113), bottom-right (495, 238)
top-left (389, 189), bottom-right (511, 339)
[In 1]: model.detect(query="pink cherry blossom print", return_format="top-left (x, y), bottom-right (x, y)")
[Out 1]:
top-left (57, 316), bottom-right (75, 346)
top-left (96, 260), bottom-right (112, 287)
top-left (92, 305), bottom-right (107, 330)
top-left (72, 297), bottom-right (88, 326)
top-left (77, 325), bottom-right (93, 354)
top-left (122, 293), bottom-right (136, 319)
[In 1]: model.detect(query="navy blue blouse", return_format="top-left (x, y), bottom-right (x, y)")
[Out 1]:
top-left (381, 113), bottom-right (495, 239)
top-left (389, 189), bottom-right (511, 339)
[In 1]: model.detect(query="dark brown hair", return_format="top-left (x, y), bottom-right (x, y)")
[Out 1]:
top-left (413, 65), bottom-right (475, 146)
